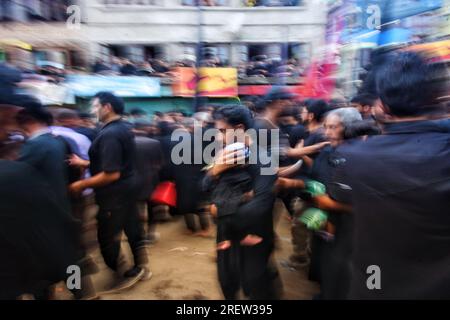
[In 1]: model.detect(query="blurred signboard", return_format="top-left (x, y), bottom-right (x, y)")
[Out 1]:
top-left (382, 0), bottom-right (443, 23)
top-left (406, 39), bottom-right (450, 62)
top-left (66, 75), bottom-right (161, 98)
top-left (329, 0), bottom-right (442, 45)
top-left (171, 67), bottom-right (196, 97)
top-left (198, 68), bottom-right (238, 97)
top-left (171, 67), bottom-right (238, 97)
top-left (17, 78), bottom-right (73, 105)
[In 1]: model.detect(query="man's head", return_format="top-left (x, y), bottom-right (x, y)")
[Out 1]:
top-left (130, 108), bottom-right (146, 119)
top-left (302, 99), bottom-right (329, 125)
top-left (133, 119), bottom-right (153, 136)
top-left (214, 105), bottom-right (253, 145)
top-left (324, 107), bottom-right (362, 146)
top-left (56, 109), bottom-right (81, 128)
top-left (15, 97), bottom-right (53, 135)
top-left (78, 111), bottom-right (96, 128)
top-left (168, 110), bottom-right (184, 123)
top-left (193, 112), bottom-right (213, 128)
top-left (263, 87), bottom-right (296, 115)
top-left (278, 106), bottom-right (298, 127)
top-left (375, 51), bottom-right (448, 118)
top-left (92, 91), bottom-right (125, 123)
top-left (351, 93), bottom-right (378, 119)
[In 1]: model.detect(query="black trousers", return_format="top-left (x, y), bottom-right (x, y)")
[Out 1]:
top-left (97, 200), bottom-right (145, 271)
top-left (217, 230), bottom-right (282, 300)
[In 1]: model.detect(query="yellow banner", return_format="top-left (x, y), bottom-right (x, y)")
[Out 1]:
top-left (198, 68), bottom-right (238, 97)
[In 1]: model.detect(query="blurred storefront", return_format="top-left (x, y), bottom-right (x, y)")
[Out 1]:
top-left (324, 0), bottom-right (445, 97)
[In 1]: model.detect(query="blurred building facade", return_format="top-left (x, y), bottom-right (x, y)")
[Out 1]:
top-left (325, 0), bottom-right (448, 97)
top-left (0, 0), bottom-right (87, 70)
top-left (84, 0), bottom-right (327, 73)
top-left (0, 0), bottom-right (327, 71)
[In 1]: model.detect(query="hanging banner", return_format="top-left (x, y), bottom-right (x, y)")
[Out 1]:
top-left (198, 68), bottom-right (238, 97)
top-left (66, 75), bottom-right (161, 97)
top-left (171, 67), bottom-right (196, 97)
top-left (171, 67), bottom-right (238, 97)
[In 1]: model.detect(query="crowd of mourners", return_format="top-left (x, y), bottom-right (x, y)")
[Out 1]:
top-left (0, 50), bottom-right (449, 300)
top-left (91, 54), bottom-right (306, 81)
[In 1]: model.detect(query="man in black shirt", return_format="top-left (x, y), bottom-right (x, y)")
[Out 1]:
top-left (332, 51), bottom-right (450, 299)
top-left (204, 105), bottom-right (281, 300)
top-left (15, 99), bottom-right (71, 214)
top-left (350, 93), bottom-right (378, 120)
top-left (69, 92), bottom-right (149, 291)
top-left (301, 99), bottom-right (329, 150)
top-left (278, 105), bottom-right (307, 148)
top-left (276, 99), bottom-right (330, 271)
top-left (1, 101), bottom-right (80, 300)
top-left (132, 120), bottom-right (163, 243)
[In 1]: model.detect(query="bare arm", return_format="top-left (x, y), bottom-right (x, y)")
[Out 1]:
top-left (286, 141), bottom-right (331, 159)
top-left (302, 155), bottom-right (314, 168)
top-left (207, 149), bottom-right (244, 178)
top-left (68, 154), bottom-right (90, 169)
top-left (69, 171), bottom-right (120, 195)
top-left (314, 194), bottom-right (352, 213)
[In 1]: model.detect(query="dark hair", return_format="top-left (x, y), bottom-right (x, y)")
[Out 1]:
top-left (254, 97), bottom-right (267, 113)
top-left (329, 98), bottom-right (348, 109)
top-left (130, 108), bottom-right (145, 116)
top-left (263, 87), bottom-right (297, 107)
top-left (94, 91), bottom-right (125, 115)
top-left (302, 98), bottom-right (316, 108)
top-left (57, 109), bottom-right (79, 121)
top-left (133, 119), bottom-right (152, 129)
top-left (278, 106), bottom-right (297, 118)
top-left (344, 119), bottom-right (381, 139)
top-left (306, 99), bottom-right (329, 122)
top-left (351, 93), bottom-right (378, 108)
top-left (214, 105), bottom-right (254, 130)
top-left (16, 97), bottom-right (53, 126)
top-left (375, 51), bottom-right (446, 117)
top-left (78, 111), bottom-right (94, 120)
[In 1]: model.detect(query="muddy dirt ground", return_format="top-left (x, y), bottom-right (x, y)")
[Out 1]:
top-left (57, 201), bottom-right (319, 300)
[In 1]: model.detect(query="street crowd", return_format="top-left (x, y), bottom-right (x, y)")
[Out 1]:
top-left (0, 50), bottom-right (449, 300)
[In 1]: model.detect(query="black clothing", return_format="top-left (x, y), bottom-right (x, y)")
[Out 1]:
top-left (88, 119), bottom-right (145, 271)
top-left (74, 127), bottom-right (98, 142)
top-left (310, 145), bottom-right (353, 299)
top-left (206, 165), bottom-right (254, 244)
top-left (89, 119), bottom-right (137, 209)
top-left (253, 117), bottom-right (290, 167)
top-left (333, 120), bottom-right (450, 299)
top-left (18, 133), bottom-right (70, 212)
top-left (96, 200), bottom-right (144, 271)
top-left (92, 62), bottom-right (111, 74)
top-left (304, 127), bottom-right (326, 149)
top-left (120, 63), bottom-right (138, 76)
top-left (287, 124), bottom-right (307, 148)
top-left (205, 160), bottom-right (281, 300)
top-left (208, 166), bottom-right (253, 217)
top-left (134, 136), bottom-right (163, 201)
top-left (0, 161), bottom-right (80, 299)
